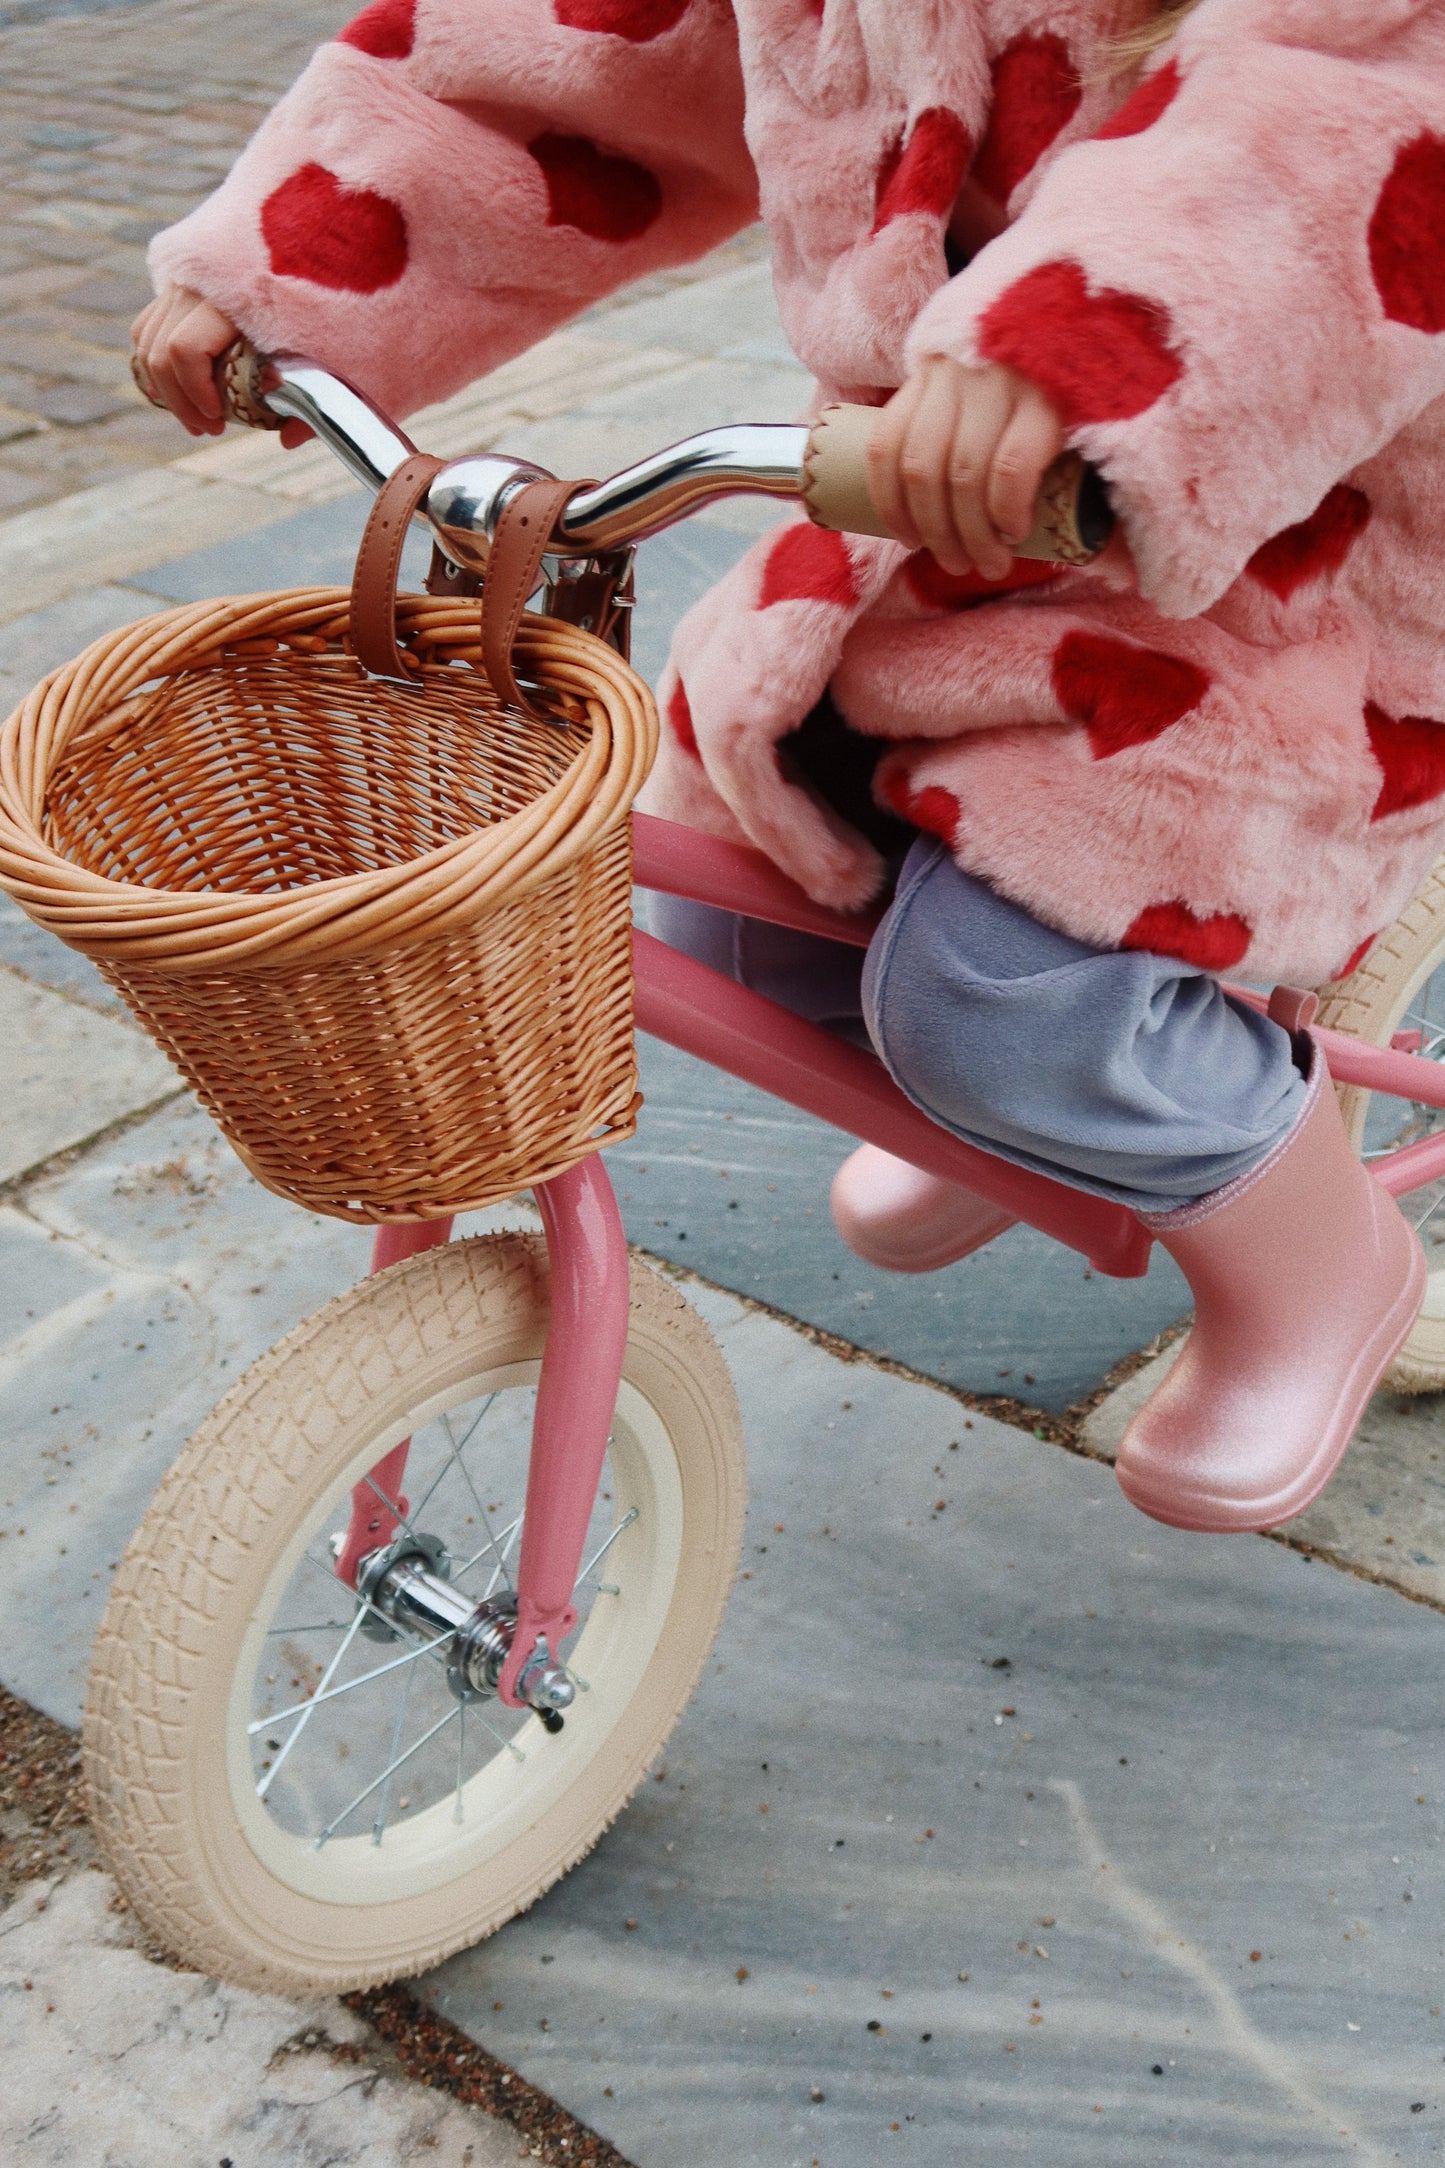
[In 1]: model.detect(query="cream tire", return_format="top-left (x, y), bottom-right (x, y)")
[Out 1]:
top-left (1317, 853), bottom-right (1445, 1392)
top-left (82, 1234), bottom-right (745, 1996)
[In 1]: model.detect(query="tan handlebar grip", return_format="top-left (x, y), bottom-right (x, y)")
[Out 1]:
top-left (215, 339), bottom-right (284, 431)
top-left (801, 402), bottom-right (892, 540)
top-left (802, 401), bottom-right (1113, 567)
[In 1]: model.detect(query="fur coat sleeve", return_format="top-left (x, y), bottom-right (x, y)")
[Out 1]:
top-left (147, 0), bottom-right (759, 418)
top-left (907, 0), bottom-right (1445, 618)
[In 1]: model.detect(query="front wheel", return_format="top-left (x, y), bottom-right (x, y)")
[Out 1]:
top-left (82, 1234), bottom-right (746, 1996)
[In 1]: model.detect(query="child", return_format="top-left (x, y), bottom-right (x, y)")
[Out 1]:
top-left (134, 0), bottom-right (1444, 1534)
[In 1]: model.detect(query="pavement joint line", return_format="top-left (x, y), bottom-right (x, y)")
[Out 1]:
top-left (646, 1236), bottom-right (1176, 1450)
top-left (649, 1244), bottom-right (1445, 1619)
top-left (0, 1081), bottom-right (186, 1202)
top-left (0, 949), bottom-right (138, 1027)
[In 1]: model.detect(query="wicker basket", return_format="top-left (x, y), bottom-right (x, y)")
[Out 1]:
top-left (0, 585), bottom-right (657, 1221)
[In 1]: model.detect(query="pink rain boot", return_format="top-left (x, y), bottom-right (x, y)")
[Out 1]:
top-left (830, 1144), bottom-right (1018, 1273)
top-left (1115, 1032), bottom-right (1426, 1534)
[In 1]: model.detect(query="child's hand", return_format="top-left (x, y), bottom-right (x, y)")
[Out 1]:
top-left (868, 354), bottom-right (1065, 581)
top-left (131, 284), bottom-right (311, 445)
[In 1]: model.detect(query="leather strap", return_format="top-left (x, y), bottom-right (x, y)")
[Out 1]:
top-left (351, 452), bottom-right (447, 683)
top-left (479, 476), bottom-right (577, 716)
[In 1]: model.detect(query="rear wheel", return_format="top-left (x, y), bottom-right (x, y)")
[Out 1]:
top-left (1317, 856), bottom-right (1445, 1392)
top-left (82, 1233), bottom-right (745, 1995)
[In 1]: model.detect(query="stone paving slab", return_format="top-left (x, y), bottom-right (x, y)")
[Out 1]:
top-left (1085, 1344), bottom-right (1445, 1607)
top-left (0, 969), bottom-right (177, 1181)
top-left (1, 1870), bottom-right (519, 2166)
top-left (0, 462), bottom-right (291, 618)
top-left (421, 1278), bottom-right (1445, 2168)
top-left (0, 1091), bottom-right (543, 1726)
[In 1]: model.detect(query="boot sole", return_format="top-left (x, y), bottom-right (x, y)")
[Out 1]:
top-left (1116, 1237), bottom-right (1428, 1535)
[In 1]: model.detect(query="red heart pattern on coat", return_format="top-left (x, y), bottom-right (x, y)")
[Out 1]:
top-left (873, 109), bottom-right (972, 233)
top-left (338, 0), bottom-right (415, 58)
top-left (758, 524), bottom-right (860, 610)
top-left (1246, 484), bottom-right (1371, 602)
top-left (1122, 901), bottom-right (1252, 971)
top-left (979, 259), bottom-right (1183, 426)
top-left (1370, 133), bottom-right (1445, 335)
top-left (528, 131), bottom-right (663, 240)
top-left (972, 33), bottom-right (1081, 205)
top-left (904, 552), bottom-right (1062, 610)
top-left (878, 771), bottom-right (963, 847)
top-left (554, 0), bottom-right (691, 39)
top-left (1052, 628), bottom-right (1212, 758)
top-left (667, 678), bottom-right (700, 757)
top-left (1365, 700), bottom-right (1445, 820)
top-left (261, 164), bottom-right (408, 290)
top-left (1095, 58), bottom-right (1181, 141)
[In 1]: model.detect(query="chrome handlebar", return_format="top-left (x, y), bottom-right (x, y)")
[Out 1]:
top-left (254, 351), bottom-right (818, 572)
top-left (235, 346), bottom-right (1111, 578)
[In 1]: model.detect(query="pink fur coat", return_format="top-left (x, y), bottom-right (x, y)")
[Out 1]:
top-left (152, 0), bottom-right (1445, 984)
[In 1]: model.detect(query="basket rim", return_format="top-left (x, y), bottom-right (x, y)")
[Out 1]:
top-left (0, 586), bottom-right (658, 971)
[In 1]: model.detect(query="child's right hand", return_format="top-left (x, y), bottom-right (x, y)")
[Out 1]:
top-left (868, 353), bottom-right (1065, 583)
top-left (131, 284), bottom-right (311, 444)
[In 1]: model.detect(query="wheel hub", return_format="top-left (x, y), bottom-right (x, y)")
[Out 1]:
top-left (349, 1532), bottom-right (575, 1725)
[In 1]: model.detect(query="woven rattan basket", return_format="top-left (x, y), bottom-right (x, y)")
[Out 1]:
top-left (0, 585), bottom-right (657, 1221)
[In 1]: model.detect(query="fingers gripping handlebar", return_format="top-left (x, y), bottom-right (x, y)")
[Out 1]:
top-left (218, 338), bottom-right (1114, 572)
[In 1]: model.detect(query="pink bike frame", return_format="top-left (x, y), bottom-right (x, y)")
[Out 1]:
top-left (341, 812), bottom-right (1445, 1704)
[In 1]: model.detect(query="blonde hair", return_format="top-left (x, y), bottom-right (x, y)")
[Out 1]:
top-left (1109, 0), bottom-right (1202, 67)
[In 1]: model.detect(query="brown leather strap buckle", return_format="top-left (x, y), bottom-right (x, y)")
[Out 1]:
top-left (351, 452), bottom-right (448, 684)
top-left (479, 476), bottom-right (578, 718)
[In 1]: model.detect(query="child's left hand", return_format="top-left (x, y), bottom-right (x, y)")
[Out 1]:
top-left (868, 354), bottom-right (1065, 582)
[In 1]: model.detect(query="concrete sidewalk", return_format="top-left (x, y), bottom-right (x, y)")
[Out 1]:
top-left (1, 1872), bottom-right (521, 2167)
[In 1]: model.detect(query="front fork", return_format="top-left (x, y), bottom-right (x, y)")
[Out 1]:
top-left (333, 1157), bottom-right (631, 1710)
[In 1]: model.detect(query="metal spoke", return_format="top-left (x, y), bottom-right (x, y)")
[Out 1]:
top-left (439, 1409), bottom-right (514, 1589)
top-left (482, 1512), bottom-right (524, 1600)
top-left (574, 1509), bottom-right (638, 1593)
top-left (451, 1392), bottom-right (499, 1460)
top-left (1413, 1188), bottom-right (1445, 1236)
top-left (313, 1705), bottom-right (461, 1849)
top-left (470, 1704), bottom-right (527, 1764)
top-left (250, 1629), bottom-right (452, 1737)
top-left (407, 1397), bottom-right (495, 1524)
top-left (265, 1621), bottom-right (350, 1637)
top-left (453, 1704), bottom-right (466, 1824)
top-left (257, 1606), bottom-right (366, 1800)
top-left (453, 1514), bottom-right (523, 1585)
top-left (372, 1663), bottom-right (417, 1846)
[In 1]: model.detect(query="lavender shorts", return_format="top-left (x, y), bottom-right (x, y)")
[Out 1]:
top-left (648, 837), bottom-right (1305, 1215)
